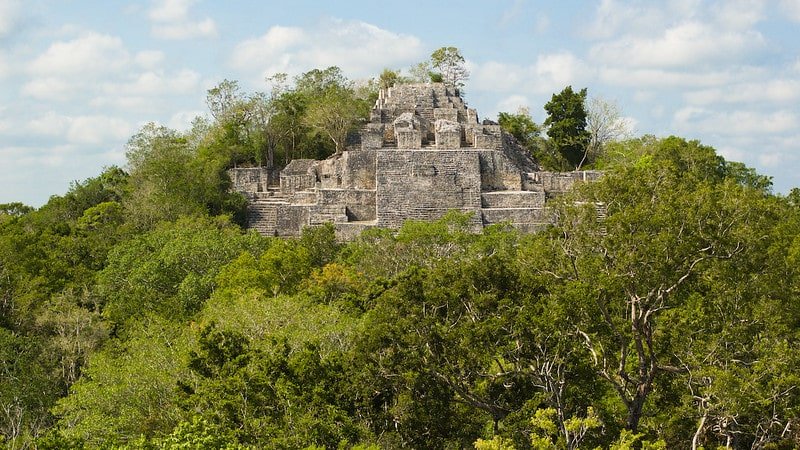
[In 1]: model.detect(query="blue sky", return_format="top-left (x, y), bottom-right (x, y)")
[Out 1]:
top-left (2, 0), bottom-right (800, 206)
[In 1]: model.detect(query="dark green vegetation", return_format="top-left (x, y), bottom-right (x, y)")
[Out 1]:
top-left (2, 54), bottom-right (800, 448)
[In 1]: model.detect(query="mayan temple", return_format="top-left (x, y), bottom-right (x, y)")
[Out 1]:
top-left (228, 83), bottom-right (599, 238)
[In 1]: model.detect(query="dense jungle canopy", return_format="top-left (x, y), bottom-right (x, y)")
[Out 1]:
top-left (2, 56), bottom-right (800, 449)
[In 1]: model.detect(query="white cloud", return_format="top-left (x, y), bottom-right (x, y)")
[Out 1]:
top-left (673, 107), bottom-right (798, 136)
top-left (25, 111), bottom-right (72, 136)
top-left (135, 50), bottom-right (165, 69)
top-left (148, 0), bottom-right (216, 39)
top-left (780, 0), bottom-right (800, 22)
top-left (24, 113), bottom-right (133, 146)
top-left (712, 0), bottom-right (765, 29)
top-left (470, 61), bottom-right (525, 93)
top-left (495, 95), bottom-right (530, 115)
top-left (758, 152), bottom-right (784, 168)
top-left (87, 69), bottom-right (202, 112)
top-left (717, 145), bottom-right (747, 162)
top-left (232, 25), bottom-right (304, 65)
top-left (168, 110), bottom-right (202, 130)
top-left (598, 67), bottom-right (738, 89)
top-left (21, 77), bottom-right (74, 100)
top-left (149, 0), bottom-right (194, 22)
top-left (470, 52), bottom-right (590, 97)
top-left (0, 50), bottom-right (8, 79)
top-left (0, 0), bottom-right (22, 37)
top-left (66, 116), bottom-right (132, 145)
top-left (112, 69), bottom-right (201, 96)
top-left (152, 17), bottom-right (216, 40)
top-left (28, 32), bottom-right (130, 77)
top-left (684, 79), bottom-right (800, 105)
top-left (21, 29), bottom-right (203, 111)
top-left (585, 0), bottom-right (675, 40)
top-left (533, 13), bottom-right (550, 34)
top-left (590, 21), bottom-right (765, 69)
top-left (534, 52), bottom-right (590, 90)
top-left (498, 0), bottom-right (525, 27)
top-left (230, 19), bottom-right (424, 80)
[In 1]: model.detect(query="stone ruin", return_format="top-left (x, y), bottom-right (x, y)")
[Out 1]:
top-left (228, 83), bottom-right (600, 239)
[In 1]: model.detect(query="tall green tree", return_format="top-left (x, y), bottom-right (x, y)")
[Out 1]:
top-left (304, 84), bottom-right (368, 154)
top-left (544, 137), bottom-right (779, 439)
top-left (124, 122), bottom-right (246, 230)
top-left (429, 46), bottom-right (469, 89)
top-left (297, 67), bottom-right (370, 155)
top-left (543, 86), bottom-right (590, 169)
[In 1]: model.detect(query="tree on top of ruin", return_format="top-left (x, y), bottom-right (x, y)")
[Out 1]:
top-left (429, 46), bottom-right (470, 89)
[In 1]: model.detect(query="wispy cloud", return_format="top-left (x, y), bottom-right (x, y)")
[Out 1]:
top-left (230, 18), bottom-right (424, 81)
top-left (779, 0), bottom-right (800, 22)
top-left (0, 0), bottom-right (22, 37)
top-left (470, 51), bottom-right (592, 98)
top-left (148, 0), bottom-right (217, 39)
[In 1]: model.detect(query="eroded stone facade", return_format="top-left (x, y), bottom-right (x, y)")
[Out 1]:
top-left (229, 83), bottom-right (600, 238)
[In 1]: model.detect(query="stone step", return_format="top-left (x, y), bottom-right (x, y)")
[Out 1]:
top-left (481, 191), bottom-right (545, 208)
top-left (289, 191), bottom-right (317, 204)
top-left (309, 205), bottom-right (348, 225)
top-left (481, 207), bottom-right (551, 225)
top-left (252, 191), bottom-right (288, 202)
top-left (247, 203), bottom-right (279, 235)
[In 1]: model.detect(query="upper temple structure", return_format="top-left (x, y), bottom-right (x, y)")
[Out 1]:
top-left (228, 83), bottom-right (600, 239)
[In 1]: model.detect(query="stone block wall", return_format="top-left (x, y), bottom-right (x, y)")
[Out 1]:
top-left (481, 191), bottom-right (545, 208)
top-left (318, 189), bottom-right (376, 222)
top-left (280, 173), bottom-right (315, 193)
top-left (477, 150), bottom-right (524, 191)
top-left (435, 119), bottom-right (462, 149)
top-left (525, 171), bottom-right (602, 193)
top-left (343, 149), bottom-right (377, 189)
top-left (434, 107), bottom-right (458, 122)
top-left (361, 123), bottom-right (384, 149)
top-left (376, 150), bottom-right (482, 229)
top-left (396, 129), bottom-right (422, 149)
top-left (230, 82), bottom-right (596, 240)
top-left (473, 125), bottom-right (503, 150)
top-left (313, 150), bottom-right (377, 190)
top-left (228, 167), bottom-right (276, 194)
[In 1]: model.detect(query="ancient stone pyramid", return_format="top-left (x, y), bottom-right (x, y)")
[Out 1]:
top-left (228, 83), bottom-right (599, 238)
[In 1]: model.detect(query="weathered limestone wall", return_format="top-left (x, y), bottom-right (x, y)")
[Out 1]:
top-left (477, 150), bottom-right (525, 191)
top-left (481, 191), bottom-right (545, 208)
top-left (524, 171), bottom-right (602, 193)
top-left (228, 167), bottom-right (277, 195)
top-left (376, 150), bottom-right (483, 229)
top-left (317, 189), bottom-right (376, 222)
top-left (312, 150), bottom-right (377, 190)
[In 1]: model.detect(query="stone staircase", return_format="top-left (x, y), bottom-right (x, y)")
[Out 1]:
top-left (247, 203), bottom-right (279, 236)
top-left (481, 174), bottom-right (549, 228)
top-left (247, 187), bottom-right (287, 236)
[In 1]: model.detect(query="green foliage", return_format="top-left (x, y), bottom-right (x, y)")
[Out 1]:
top-left (498, 108), bottom-right (541, 146)
top-left (429, 46), bottom-right (469, 89)
top-left (0, 202), bottom-right (33, 217)
top-left (98, 215), bottom-right (264, 326)
top-left (544, 86), bottom-right (590, 169)
top-left (303, 81), bottom-right (369, 154)
top-left (497, 108), bottom-right (566, 169)
top-left (1, 64), bottom-right (798, 450)
top-left (378, 68), bottom-right (401, 89)
top-left (53, 318), bottom-right (188, 446)
top-left (475, 435), bottom-right (517, 450)
top-left (148, 416), bottom-right (245, 449)
top-left (124, 123), bottom-right (245, 230)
